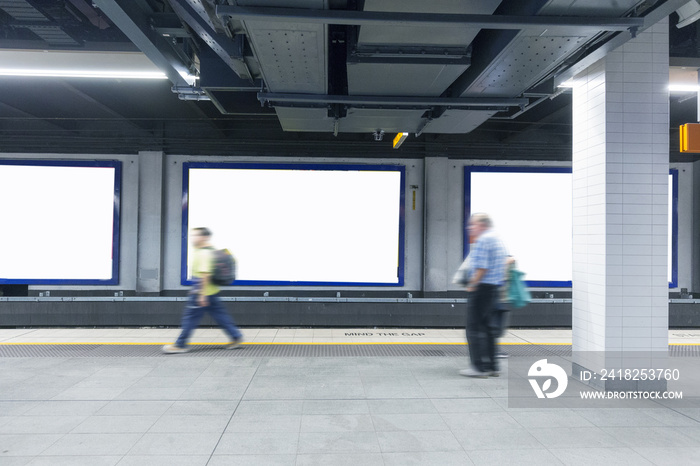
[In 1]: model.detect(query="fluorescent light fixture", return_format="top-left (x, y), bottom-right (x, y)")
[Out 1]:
top-left (557, 80), bottom-right (575, 88)
top-left (0, 68), bottom-right (167, 79)
top-left (0, 49), bottom-right (170, 80)
top-left (669, 84), bottom-right (700, 92)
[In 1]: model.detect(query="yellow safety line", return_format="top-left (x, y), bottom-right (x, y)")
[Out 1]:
top-left (0, 341), bottom-right (565, 346)
top-left (1, 341), bottom-right (698, 346)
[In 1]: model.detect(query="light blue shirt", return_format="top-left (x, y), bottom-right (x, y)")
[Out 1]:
top-left (467, 229), bottom-right (507, 286)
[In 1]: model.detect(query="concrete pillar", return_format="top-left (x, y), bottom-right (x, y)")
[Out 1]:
top-left (571, 19), bottom-right (669, 385)
top-left (424, 157), bottom-right (449, 292)
top-left (136, 151), bottom-right (164, 293)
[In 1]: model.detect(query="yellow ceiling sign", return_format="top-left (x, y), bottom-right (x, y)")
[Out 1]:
top-left (680, 123), bottom-right (700, 153)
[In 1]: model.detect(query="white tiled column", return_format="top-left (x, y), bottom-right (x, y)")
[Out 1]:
top-left (572, 19), bottom-right (669, 359)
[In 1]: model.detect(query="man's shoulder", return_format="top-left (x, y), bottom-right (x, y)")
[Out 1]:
top-left (194, 247), bottom-right (215, 266)
top-left (482, 231), bottom-right (507, 251)
top-left (480, 230), bottom-right (500, 243)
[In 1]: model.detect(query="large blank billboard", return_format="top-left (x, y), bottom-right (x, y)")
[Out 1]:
top-left (183, 163), bottom-right (405, 286)
top-left (465, 167), bottom-right (677, 287)
top-left (0, 160), bottom-right (121, 285)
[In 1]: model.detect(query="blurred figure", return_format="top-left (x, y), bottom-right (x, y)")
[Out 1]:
top-left (459, 213), bottom-right (507, 378)
top-left (163, 227), bottom-right (243, 353)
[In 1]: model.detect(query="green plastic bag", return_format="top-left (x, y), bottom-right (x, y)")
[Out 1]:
top-left (507, 268), bottom-right (531, 308)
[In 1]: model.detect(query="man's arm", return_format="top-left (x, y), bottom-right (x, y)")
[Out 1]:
top-left (197, 272), bottom-right (211, 306)
top-left (196, 249), bottom-right (214, 307)
top-left (466, 268), bottom-right (486, 293)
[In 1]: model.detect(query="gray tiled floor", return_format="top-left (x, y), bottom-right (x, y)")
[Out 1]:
top-left (1, 331), bottom-right (700, 465)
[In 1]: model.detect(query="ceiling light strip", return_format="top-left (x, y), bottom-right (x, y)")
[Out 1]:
top-left (0, 69), bottom-right (168, 79)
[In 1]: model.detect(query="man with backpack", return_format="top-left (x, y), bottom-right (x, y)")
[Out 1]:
top-left (163, 227), bottom-right (244, 353)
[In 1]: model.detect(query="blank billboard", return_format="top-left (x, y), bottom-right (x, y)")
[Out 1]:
top-left (183, 163), bottom-right (405, 286)
top-left (465, 167), bottom-right (677, 287)
top-left (0, 160), bottom-right (121, 284)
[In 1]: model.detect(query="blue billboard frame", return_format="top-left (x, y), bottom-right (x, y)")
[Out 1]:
top-left (182, 162), bottom-right (406, 287)
top-left (0, 159), bottom-right (121, 285)
top-left (670, 168), bottom-right (679, 288)
top-left (464, 166), bottom-right (678, 288)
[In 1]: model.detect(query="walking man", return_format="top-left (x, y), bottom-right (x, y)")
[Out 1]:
top-left (460, 213), bottom-right (507, 378)
top-left (163, 227), bottom-right (243, 353)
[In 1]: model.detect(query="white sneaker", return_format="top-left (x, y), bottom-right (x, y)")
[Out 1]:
top-left (459, 367), bottom-right (490, 378)
top-left (224, 337), bottom-right (244, 349)
top-left (162, 344), bottom-right (189, 354)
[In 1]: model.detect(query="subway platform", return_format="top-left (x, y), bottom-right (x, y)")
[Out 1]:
top-left (1, 328), bottom-right (700, 465)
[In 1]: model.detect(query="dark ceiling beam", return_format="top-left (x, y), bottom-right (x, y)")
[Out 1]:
top-left (258, 93), bottom-right (528, 109)
top-left (92, 0), bottom-right (192, 86)
top-left (151, 13), bottom-right (190, 38)
top-left (216, 5), bottom-right (643, 32)
top-left (168, 0), bottom-right (252, 80)
top-left (66, 0), bottom-right (111, 29)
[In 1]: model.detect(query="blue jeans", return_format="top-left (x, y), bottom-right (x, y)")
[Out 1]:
top-left (465, 284), bottom-right (499, 372)
top-left (175, 293), bottom-right (242, 347)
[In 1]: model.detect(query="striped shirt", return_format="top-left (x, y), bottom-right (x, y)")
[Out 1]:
top-left (467, 229), bottom-right (508, 286)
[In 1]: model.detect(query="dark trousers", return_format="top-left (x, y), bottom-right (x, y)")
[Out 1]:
top-left (175, 293), bottom-right (242, 347)
top-left (491, 306), bottom-right (511, 339)
top-left (465, 284), bottom-right (499, 372)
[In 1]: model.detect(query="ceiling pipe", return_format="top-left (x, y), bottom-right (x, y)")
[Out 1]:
top-left (490, 95), bottom-right (551, 120)
top-left (258, 93), bottom-right (528, 108)
top-left (172, 86), bottom-right (207, 95)
top-left (216, 5), bottom-right (643, 32)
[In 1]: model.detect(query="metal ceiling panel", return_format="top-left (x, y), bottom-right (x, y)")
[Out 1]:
top-left (345, 0), bottom-right (502, 132)
top-left (0, 0), bottom-right (46, 21)
top-left (0, 0), bottom-right (80, 46)
top-left (245, 26), bottom-right (327, 93)
top-left (275, 107), bottom-right (335, 132)
top-left (467, 32), bottom-right (587, 95)
top-left (25, 25), bottom-right (80, 46)
top-left (460, 0), bottom-right (643, 97)
top-left (347, 62), bottom-right (469, 96)
top-left (357, 0), bottom-right (502, 47)
top-left (237, 0), bottom-right (327, 93)
top-left (422, 109), bottom-right (497, 134)
top-left (538, 0), bottom-right (644, 16)
top-left (274, 106), bottom-right (429, 133)
top-left (339, 108), bottom-right (428, 133)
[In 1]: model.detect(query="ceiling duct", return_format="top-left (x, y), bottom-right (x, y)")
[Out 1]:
top-left (676, 0), bottom-right (700, 27)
